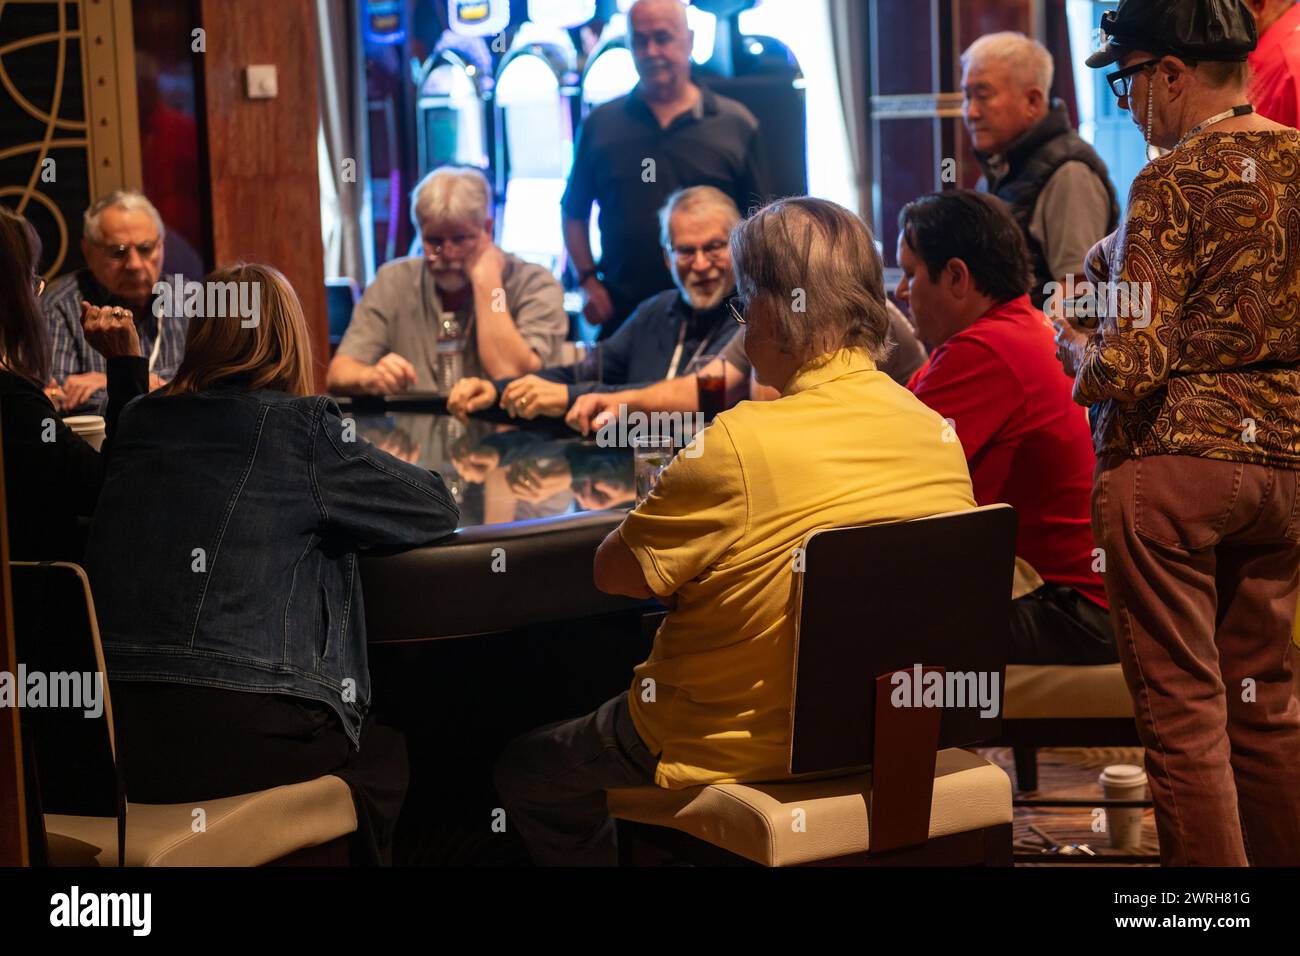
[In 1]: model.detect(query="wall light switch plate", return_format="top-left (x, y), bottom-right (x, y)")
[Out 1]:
top-left (245, 65), bottom-right (278, 99)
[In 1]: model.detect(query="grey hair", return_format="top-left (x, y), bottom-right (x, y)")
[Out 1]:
top-left (410, 165), bottom-right (493, 228)
top-left (83, 190), bottom-right (165, 243)
top-left (658, 186), bottom-right (742, 249)
top-left (730, 197), bottom-right (892, 364)
top-left (961, 32), bottom-right (1054, 98)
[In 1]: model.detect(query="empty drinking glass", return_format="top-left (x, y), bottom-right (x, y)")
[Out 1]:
top-left (632, 433), bottom-right (674, 506)
top-left (573, 341), bottom-right (602, 390)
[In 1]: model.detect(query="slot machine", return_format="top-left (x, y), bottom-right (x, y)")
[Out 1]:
top-left (414, 34), bottom-right (494, 176)
top-left (492, 20), bottom-right (582, 275)
top-left (580, 9), bottom-right (637, 110)
top-left (699, 0), bottom-right (808, 198)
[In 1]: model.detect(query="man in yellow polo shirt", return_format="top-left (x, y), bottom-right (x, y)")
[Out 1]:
top-left (495, 198), bottom-right (976, 865)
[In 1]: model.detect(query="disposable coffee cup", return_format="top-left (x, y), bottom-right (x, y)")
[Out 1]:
top-left (64, 415), bottom-right (106, 452)
top-left (1099, 764), bottom-right (1147, 848)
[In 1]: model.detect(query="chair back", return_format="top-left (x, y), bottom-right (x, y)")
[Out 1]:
top-left (0, 414), bottom-right (28, 864)
top-left (789, 504), bottom-right (1017, 776)
top-left (10, 562), bottom-right (124, 838)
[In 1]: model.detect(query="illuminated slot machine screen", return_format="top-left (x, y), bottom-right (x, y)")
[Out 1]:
top-left (496, 56), bottom-right (574, 275)
top-left (581, 45), bottom-right (637, 108)
top-left (418, 58), bottom-right (488, 170)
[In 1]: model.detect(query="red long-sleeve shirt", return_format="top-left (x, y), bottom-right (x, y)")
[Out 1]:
top-left (1250, 3), bottom-right (1300, 129)
top-left (908, 294), bottom-right (1108, 609)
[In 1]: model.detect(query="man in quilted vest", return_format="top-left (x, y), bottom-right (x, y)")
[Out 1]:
top-left (961, 32), bottom-right (1120, 309)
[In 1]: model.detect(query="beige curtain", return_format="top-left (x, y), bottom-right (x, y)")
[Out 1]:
top-left (828, 0), bottom-right (870, 220)
top-left (316, 0), bottom-right (374, 284)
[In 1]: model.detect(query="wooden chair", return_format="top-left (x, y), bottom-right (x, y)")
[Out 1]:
top-left (12, 561), bottom-right (358, 866)
top-left (0, 415), bottom-right (27, 865)
top-left (608, 505), bottom-right (1018, 866)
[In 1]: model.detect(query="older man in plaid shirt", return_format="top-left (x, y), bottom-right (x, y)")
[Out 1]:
top-left (42, 191), bottom-right (188, 413)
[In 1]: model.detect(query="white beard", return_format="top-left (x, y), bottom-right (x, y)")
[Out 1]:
top-left (684, 282), bottom-right (729, 312)
top-left (433, 270), bottom-right (468, 294)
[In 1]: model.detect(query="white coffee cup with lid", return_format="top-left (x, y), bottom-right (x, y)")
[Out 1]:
top-left (63, 414), bottom-right (106, 452)
top-left (1099, 763), bottom-right (1147, 848)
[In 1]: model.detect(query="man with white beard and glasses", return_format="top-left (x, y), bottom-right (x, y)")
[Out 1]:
top-left (449, 187), bottom-right (743, 421)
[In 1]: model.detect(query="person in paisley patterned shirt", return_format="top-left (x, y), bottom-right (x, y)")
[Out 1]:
top-left (1052, 0), bottom-right (1300, 867)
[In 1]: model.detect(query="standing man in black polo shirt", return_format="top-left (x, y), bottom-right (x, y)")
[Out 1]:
top-left (562, 0), bottom-right (770, 340)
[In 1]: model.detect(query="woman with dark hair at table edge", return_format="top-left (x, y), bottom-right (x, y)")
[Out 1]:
top-left (0, 205), bottom-right (149, 562)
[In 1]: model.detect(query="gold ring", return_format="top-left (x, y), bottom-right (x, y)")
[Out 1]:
top-left (520, 397), bottom-right (529, 407)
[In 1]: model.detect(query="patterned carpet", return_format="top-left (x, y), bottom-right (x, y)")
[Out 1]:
top-left (977, 746), bottom-right (1160, 865)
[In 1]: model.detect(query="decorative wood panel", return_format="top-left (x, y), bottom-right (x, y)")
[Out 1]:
top-left (0, 0), bottom-right (140, 278)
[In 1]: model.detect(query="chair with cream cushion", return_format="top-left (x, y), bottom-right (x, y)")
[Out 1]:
top-left (609, 747), bottom-right (1011, 866)
top-left (12, 562), bottom-right (358, 867)
top-left (608, 505), bottom-right (1019, 866)
top-left (998, 663), bottom-right (1140, 792)
top-left (43, 776), bottom-right (356, 867)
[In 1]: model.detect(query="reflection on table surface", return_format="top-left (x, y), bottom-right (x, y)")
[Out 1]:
top-left (348, 410), bottom-right (637, 529)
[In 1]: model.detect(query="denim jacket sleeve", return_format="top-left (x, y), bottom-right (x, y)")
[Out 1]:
top-left (309, 398), bottom-right (460, 548)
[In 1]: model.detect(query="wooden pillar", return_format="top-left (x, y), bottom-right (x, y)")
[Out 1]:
top-left (197, 0), bottom-right (329, 390)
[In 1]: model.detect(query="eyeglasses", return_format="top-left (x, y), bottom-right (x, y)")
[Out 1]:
top-left (95, 240), bottom-right (160, 262)
top-left (670, 240), bottom-right (728, 266)
top-left (423, 234), bottom-right (478, 256)
top-left (728, 299), bottom-right (748, 326)
top-left (1106, 58), bottom-right (1161, 99)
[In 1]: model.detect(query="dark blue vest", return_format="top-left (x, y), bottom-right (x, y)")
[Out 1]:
top-left (977, 102), bottom-right (1120, 307)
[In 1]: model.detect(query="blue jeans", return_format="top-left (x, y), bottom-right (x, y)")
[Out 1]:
top-left (494, 691), bottom-right (659, 866)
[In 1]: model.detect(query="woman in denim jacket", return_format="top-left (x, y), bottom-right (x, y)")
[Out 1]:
top-left (85, 263), bottom-right (460, 865)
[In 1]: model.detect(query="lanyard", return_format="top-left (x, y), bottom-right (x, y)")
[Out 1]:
top-left (665, 308), bottom-right (726, 379)
top-left (665, 303), bottom-right (738, 382)
top-left (1174, 104), bottom-right (1254, 151)
top-left (665, 321), bottom-right (689, 380)
top-left (147, 321), bottom-right (162, 373)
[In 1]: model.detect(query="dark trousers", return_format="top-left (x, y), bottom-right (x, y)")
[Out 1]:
top-left (1093, 454), bottom-right (1300, 866)
top-left (111, 682), bottom-right (408, 865)
top-left (1009, 584), bottom-right (1118, 664)
top-left (494, 691), bottom-right (659, 866)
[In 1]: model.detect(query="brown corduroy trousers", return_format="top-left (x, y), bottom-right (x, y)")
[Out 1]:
top-left (1092, 454), bottom-right (1300, 866)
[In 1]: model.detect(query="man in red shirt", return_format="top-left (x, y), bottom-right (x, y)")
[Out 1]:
top-left (1247, 0), bottom-right (1300, 126)
top-left (896, 190), bottom-right (1114, 664)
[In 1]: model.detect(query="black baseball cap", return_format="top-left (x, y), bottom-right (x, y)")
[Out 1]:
top-left (1086, 0), bottom-right (1258, 69)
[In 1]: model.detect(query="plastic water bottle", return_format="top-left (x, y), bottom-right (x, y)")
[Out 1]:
top-left (436, 312), bottom-right (465, 395)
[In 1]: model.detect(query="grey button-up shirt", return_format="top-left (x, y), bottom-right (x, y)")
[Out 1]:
top-left (336, 254), bottom-right (568, 391)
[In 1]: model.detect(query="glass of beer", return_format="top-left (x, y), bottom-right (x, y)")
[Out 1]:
top-left (687, 354), bottom-right (726, 422)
